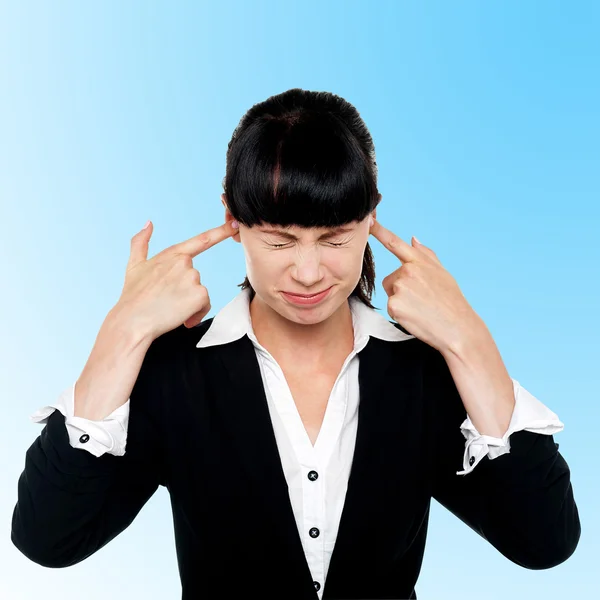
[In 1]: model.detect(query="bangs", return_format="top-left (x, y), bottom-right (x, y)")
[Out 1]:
top-left (224, 110), bottom-right (379, 228)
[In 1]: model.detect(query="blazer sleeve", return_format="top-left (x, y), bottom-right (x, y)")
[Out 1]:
top-left (424, 343), bottom-right (581, 570)
top-left (11, 339), bottom-right (167, 568)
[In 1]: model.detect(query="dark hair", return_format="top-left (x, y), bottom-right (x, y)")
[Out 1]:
top-left (222, 88), bottom-right (381, 309)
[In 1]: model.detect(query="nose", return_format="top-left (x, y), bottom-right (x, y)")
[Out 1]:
top-left (290, 246), bottom-right (325, 288)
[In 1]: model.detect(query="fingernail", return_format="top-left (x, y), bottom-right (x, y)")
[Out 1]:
top-left (231, 220), bottom-right (239, 229)
top-left (413, 235), bottom-right (421, 245)
top-left (143, 220), bottom-right (151, 230)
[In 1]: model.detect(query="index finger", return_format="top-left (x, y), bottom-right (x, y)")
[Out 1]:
top-left (370, 219), bottom-right (418, 263)
top-left (173, 221), bottom-right (238, 257)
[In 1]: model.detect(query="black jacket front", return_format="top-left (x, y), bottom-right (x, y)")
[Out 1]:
top-left (11, 319), bottom-right (581, 599)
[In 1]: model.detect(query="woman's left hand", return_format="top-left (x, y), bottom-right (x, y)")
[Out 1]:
top-left (369, 219), bottom-right (482, 354)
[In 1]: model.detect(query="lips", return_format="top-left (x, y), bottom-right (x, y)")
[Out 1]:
top-left (281, 286), bottom-right (333, 306)
top-left (284, 289), bottom-right (329, 298)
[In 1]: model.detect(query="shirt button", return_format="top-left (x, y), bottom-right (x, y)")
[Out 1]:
top-left (79, 434), bottom-right (90, 443)
top-left (313, 581), bottom-right (321, 591)
top-left (307, 470), bottom-right (319, 481)
top-left (469, 456), bottom-right (475, 466)
top-left (309, 527), bottom-right (320, 538)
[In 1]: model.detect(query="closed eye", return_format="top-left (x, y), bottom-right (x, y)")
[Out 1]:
top-left (269, 241), bottom-right (347, 248)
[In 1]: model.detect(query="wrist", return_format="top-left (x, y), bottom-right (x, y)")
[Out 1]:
top-left (441, 312), bottom-right (489, 361)
top-left (105, 303), bottom-right (155, 349)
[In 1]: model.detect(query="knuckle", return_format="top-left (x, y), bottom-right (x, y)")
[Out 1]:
top-left (188, 269), bottom-right (201, 284)
top-left (402, 263), bottom-right (415, 276)
top-left (388, 296), bottom-right (400, 314)
top-left (197, 285), bottom-right (209, 301)
top-left (176, 253), bottom-right (193, 268)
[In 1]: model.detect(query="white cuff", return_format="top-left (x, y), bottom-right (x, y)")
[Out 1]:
top-left (456, 378), bottom-right (564, 476)
top-left (30, 382), bottom-right (130, 457)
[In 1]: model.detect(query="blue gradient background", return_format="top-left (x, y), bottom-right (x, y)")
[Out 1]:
top-left (2, 1), bottom-right (597, 598)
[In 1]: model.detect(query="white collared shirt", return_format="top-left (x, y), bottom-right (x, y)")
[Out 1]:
top-left (31, 287), bottom-right (564, 596)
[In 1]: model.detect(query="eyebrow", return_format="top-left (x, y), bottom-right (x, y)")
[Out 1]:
top-left (257, 226), bottom-right (355, 240)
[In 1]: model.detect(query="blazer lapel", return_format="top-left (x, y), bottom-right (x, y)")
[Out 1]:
top-left (212, 334), bottom-right (318, 597)
top-left (323, 336), bottom-right (396, 592)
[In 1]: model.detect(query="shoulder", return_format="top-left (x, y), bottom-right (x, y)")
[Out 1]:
top-left (383, 321), bottom-right (458, 400)
top-left (130, 319), bottom-right (217, 414)
top-left (146, 318), bottom-right (215, 356)
top-left (135, 319), bottom-right (217, 385)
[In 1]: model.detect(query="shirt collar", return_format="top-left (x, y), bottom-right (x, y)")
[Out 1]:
top-left (196, 287), bottom-right (415, 351)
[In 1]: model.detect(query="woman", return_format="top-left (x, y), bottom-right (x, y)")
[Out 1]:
top-left (12, 88), bottom-right (580, 599)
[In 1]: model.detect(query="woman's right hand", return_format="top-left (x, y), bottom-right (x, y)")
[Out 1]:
top-left (115, 219), bottom-right (239, 341)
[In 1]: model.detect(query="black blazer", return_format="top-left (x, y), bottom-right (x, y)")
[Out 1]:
top-left (12, 318), bottom-right (581, 599)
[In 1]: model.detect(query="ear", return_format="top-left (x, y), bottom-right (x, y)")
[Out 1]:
top-left (369, 210), bottom-right (377, 228)
top-left (221, 193), bottom-right (241, 243)
top-left (369, 193), bottom-right (381, 227)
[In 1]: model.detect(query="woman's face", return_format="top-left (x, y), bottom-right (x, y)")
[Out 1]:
top-left (222, 195), bottom-right (375, 325)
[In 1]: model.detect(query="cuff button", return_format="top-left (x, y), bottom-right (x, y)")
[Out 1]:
top-left (79, 434), bottom-right (90, 443)
top-left (469, 456), bottom-right (475, 466)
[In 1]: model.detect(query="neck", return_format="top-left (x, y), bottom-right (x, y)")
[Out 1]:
top-left (249, 292), bottom-right (355, 370)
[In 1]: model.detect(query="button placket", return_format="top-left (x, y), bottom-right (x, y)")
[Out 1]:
top-left (258, 345), bottom-right (326, 588)
top-left (302, 459), bottom-right (325, 593)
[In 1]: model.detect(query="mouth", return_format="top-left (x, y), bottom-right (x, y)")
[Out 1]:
top-left (281, 286), bottom-right (333, 306)
top-left (283, 288), bottom-right (330, 298)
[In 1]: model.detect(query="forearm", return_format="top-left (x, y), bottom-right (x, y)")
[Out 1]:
top-left (74, 305), bottom-right (154, 421)
top-left (440, 315), bottom-right (515, 438)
